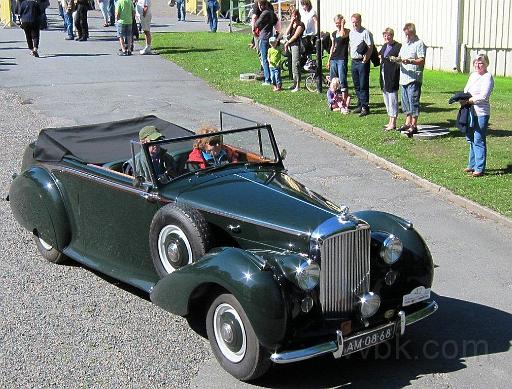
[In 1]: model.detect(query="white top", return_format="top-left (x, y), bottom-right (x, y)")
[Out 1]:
top-left (398, 36), bottom-right (426, 85)
top-left (136, 0), bottom-right (151, 16)
top-left (464, 71), bottom-right (494, 116)
top-left (300, 8), bottom-right (316, 35)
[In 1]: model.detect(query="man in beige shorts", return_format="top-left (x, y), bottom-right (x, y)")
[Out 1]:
top-left (136, 0), bottom-right (152, 54)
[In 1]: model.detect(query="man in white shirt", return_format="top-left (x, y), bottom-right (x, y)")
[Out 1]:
top-left (136, 0), bottom-right (152, 54)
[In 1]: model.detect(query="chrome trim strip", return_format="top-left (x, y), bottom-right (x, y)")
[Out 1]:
top-left (270, 301), bottom-right (438, 364)
top-left (56, 165), bottom-right (156, 198)
top-left (405, 300), bottom-right (438, 326)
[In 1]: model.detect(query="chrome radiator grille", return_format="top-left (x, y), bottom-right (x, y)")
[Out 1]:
top-left (319, 226), bottom-right (371, 317)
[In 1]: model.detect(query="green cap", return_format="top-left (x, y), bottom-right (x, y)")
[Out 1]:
top-left (139, 126), bottom-right (164, 141)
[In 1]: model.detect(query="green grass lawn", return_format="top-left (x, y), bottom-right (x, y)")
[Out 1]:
top-left (152, 31), bottom-right (512, 218)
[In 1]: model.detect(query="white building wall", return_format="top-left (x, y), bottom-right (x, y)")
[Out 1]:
top-left (316, 0), bottom-right (512, 76)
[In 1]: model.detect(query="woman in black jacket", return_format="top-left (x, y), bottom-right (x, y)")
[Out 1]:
top-left (19, 0), bottom-right (42, 57)
top-left (379, 28), bottom-right (401, 130)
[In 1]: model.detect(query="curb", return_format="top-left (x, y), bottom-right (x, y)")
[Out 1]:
top-left (236, 95), bottom-right (512, 231)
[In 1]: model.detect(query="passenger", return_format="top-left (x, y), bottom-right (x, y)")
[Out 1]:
top-left (133, 126), bottom-right (175, 181)
top-left (187, 128), bottom-right (237, 169)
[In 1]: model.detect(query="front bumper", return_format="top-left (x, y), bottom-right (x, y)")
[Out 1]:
top-left (270, 300), bottom-right (438, 364)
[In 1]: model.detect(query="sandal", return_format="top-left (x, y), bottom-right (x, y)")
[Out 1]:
top-left (398, 124), bottom-right (410, 132)
top-left (103, 23), bottom-right (109, 27)
top-left (384, 126), bottom-right (396, 131)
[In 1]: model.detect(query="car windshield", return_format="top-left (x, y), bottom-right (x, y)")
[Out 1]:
top-left (133, 125), bottom-right (280, 185)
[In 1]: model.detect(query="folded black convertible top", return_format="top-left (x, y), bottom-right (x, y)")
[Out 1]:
top-left (34, 115), bottom-right (194, 165)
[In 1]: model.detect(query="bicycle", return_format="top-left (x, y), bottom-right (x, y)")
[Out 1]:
top-left (304, 59), bottom-right (330, 92)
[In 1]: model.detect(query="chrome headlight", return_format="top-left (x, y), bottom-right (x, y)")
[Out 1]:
top-left (380, 234), bottom-right (403, 265)
top-left (296, 260), bottom-right (320, 290)
top-left (359, 292), bottom-right (381, 318)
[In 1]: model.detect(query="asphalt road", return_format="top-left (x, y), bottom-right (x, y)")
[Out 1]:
top-left (1, 4), bottom-right (511, 389)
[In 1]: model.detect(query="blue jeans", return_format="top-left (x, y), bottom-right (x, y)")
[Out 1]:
top-left (351, 59), bottom-right (370, 110)
top-left (108, 0), bottom-right (116, 24)
top-left (259, 38), bottom-right (271, 84)
top-left (270, 67), bottom-right (282, 87)
top-left (401, 81), bottom-right (422, 117)
top-left (329, 59), bottom-right (347, 88)
top-left (176, 0), bottom-right (186, 20)
top-left (466, 114), bottom-right (489, 173)
top-left (64, 12), bottom-right (74, 38)
top-left (206, 2), bottom-right (218, 32)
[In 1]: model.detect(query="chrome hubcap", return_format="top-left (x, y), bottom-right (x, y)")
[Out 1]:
top-left (38, 237), bottom-right (53, 251)
top-left (213, 303), bottom-right (246, 363)
top-left (158, 225), bottom-right (192, 274)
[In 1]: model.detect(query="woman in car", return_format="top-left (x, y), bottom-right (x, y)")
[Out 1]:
top-left (187, 128), bottom-right (238, 169)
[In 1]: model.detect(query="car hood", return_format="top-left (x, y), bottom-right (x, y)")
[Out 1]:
top-left (175, 169), bottom-right (346, 236)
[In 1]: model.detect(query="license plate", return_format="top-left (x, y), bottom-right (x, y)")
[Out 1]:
top-left (342, 322), bottom-right (396, 355)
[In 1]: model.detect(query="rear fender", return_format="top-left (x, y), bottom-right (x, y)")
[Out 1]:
top-left (9, 166), bottom-right (70, 250)
top-left (150, 247), bottom-right (287, 349)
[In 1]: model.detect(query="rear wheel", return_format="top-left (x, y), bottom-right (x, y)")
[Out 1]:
top-left (206, 294), bottom-right (271, 381)
top-left (34, 235), bottom-right (67, 264)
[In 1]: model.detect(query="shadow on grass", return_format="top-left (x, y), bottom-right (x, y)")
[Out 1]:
top-left (156, 47), bottom-right (221, 55)
top-left (488, 128), bottom-right (512, 137)
top-left (486, 164), bottom-right (512, 176)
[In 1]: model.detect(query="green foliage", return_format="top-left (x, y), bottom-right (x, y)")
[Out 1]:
top-left (153, 31), bottom-right (512, 218)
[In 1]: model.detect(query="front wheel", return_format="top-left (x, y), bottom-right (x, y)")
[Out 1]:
top-left (206, 294), bottom-right (271, 381)
top-left (34, 235), bottom-right (67, 264)
top-left (305, 73), bottom-right (318, 92)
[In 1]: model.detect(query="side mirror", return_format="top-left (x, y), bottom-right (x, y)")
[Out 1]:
top-left (280, 149), bottom-right (287, 161)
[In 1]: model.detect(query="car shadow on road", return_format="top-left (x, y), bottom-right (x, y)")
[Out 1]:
top-left (255, 293), bottom-right (511, 388)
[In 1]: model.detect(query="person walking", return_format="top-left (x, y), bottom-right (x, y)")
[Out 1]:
top-left (176, 0), bottom-right (186, 21)
top-left (136, 0), bottom-right (152, 54)
top-left (398, 23), bottom-right (426, 137)
top-left (19, 0), bottom-right (41, 57)
top-left (460, 54), bottom-right (494, 177)
top-left (116, 0), bottom-right (134, 55)
top-left (74, 0), bottom-right (89, 41)
top-left (206, 0), bottom-right (218, 32)
top-left (379, 27), bottom-right (401, 130)
top-left (349, 13), bottom-right (373, 117)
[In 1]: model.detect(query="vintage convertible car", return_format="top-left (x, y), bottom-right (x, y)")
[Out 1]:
top-left (8, 114), bottom-right (437, 381)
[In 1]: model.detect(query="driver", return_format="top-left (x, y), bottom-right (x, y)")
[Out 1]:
top-left (134, 126), bottom-right (176, 182)
top-left (187, 128), bottom-right (238, 169)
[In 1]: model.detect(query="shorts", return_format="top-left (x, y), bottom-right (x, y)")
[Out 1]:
top-left (116, 23), bottom-right (133, 39)
top-left (140, 13), bottom-right (152, 32)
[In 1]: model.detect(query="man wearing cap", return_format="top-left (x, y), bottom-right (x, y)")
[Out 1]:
top-left (134, 126), bottom-right (176, 182)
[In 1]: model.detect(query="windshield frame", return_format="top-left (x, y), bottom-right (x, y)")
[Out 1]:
top-left (133, 123), bottom-right (283, 188)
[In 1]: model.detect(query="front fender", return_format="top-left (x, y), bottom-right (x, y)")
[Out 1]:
top-left (353, 210), bottom-right (434, 289)
top-left (9, 166), bottom-right (70, 250)
top-left (150, 247), bottom-right (287, 349)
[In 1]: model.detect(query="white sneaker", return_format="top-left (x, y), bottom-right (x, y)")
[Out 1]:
top-left (140, 47), bottom-right (152, 55)
top-left (291, 87), bottom-right (300, 92)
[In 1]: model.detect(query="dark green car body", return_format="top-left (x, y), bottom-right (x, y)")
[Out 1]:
top-left (9, 115), bottom-right (437, 380)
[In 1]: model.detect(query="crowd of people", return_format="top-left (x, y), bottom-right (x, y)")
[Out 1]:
top-left (12, 0), bottom-right (154, 55)
top-left (13, 0), bottom-right (494, 176)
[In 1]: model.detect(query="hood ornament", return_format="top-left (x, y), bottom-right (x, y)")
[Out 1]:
top-left (338, 206), bottom-right (350, 222)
